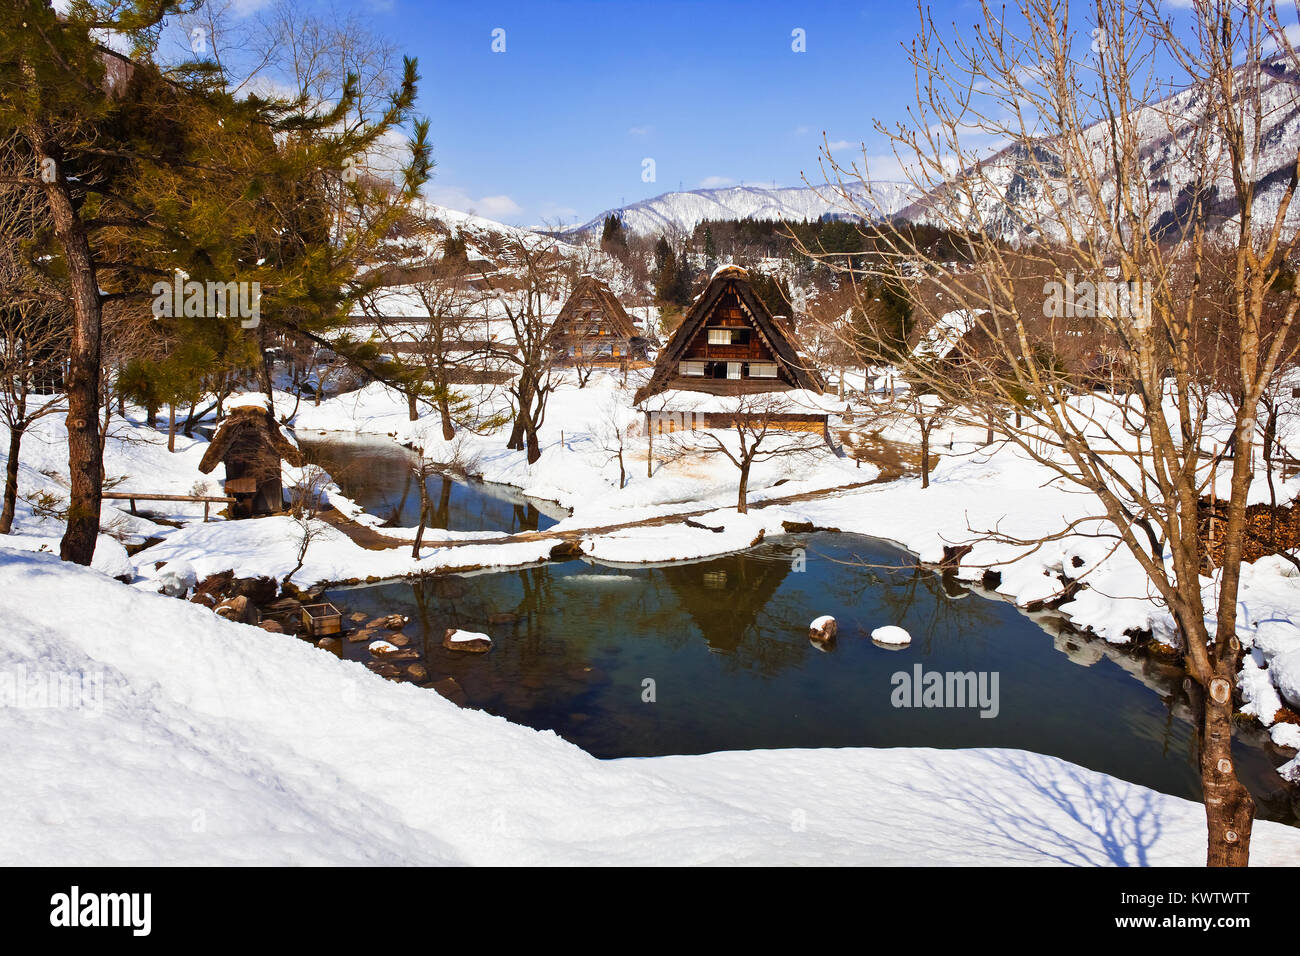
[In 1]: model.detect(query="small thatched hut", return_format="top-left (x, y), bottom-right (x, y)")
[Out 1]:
top-left (199, 400), bottom-right (303, 519)
top-left (551, 275), bottom-right (646, 364)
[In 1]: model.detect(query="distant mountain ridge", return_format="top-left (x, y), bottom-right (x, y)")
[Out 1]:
top-left (566, 181), bottom-right (919, 237)
top-left (894, 56), bottom-right (1300, 242)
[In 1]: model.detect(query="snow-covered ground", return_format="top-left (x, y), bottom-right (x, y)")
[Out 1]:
top-left (12, 370), bottom-right (1291, 773)
top-left (288, 375), bottom-right (1300, 774)
top-left (3, 548), bottom-right (1298, 866)
top-left (2, 368), bottom-right (1300, 863)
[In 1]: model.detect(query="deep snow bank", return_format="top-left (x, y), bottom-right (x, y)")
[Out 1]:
top-left (2, 548), bottom-right (1298, 866)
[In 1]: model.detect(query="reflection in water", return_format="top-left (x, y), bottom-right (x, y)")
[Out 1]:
top-left (328, 534), bottom-right (1300, 828)
top-left (296, 434), bottom-right (566, 533)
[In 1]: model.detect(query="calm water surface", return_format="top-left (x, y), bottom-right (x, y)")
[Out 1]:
top-left (296, 433), bottom-right (567, 533)
top-left (326, 533), bottom-right (1300, 827)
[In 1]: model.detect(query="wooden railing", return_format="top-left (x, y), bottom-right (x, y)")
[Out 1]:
top-left (101, 491), bottom-right (236, 522)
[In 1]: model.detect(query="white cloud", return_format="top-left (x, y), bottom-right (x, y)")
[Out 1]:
top-left (698, 175), bottom-right (735, 188)
top-left (423, 185), bottom-right (523, 221)
top-left (474, 194), bottom-right (524, 218)
top-left (627, 125), bottom-right (652, 136)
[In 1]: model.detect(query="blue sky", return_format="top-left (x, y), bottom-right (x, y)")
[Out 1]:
top-left (322, 0), bottom-right (947, 226)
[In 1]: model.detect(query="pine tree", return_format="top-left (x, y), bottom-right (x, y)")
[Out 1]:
top-left (0, 1), bottom-right (429, 562)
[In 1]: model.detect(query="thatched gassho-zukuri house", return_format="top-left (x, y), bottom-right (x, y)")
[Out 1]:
top-left (551, 275), bottom-right (647, 364)
top-left (199, 399), bottom-right (304, 518)
top-left (633, 265), bottom-right (839, 432)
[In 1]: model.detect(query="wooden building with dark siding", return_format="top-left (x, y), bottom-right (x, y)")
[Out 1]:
top-left (551, 276), bottom-right (646, 364)
top-left (634, 265), bottom-right (827, 404)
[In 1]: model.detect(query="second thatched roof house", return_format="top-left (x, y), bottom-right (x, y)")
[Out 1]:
top-left (551, 275), bottom-right (647, 364)
top-left (198, 397), bottom-right (303, 519)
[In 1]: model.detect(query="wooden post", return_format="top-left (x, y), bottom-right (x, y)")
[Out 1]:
top-left (645, 411), bottom-right (653, 478)
top-left (203, 501), bottom-right (210, 523)
top-left (129, 498), bottom-right (137, 515)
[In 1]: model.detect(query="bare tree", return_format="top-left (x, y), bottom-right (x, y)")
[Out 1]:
top-left (0, 138), bottom-right (65, 533)
top-left (364, 243), bottom-right (499, 434)
top-left (653, 392), bottom-right (827, 513)
top-left (593, 391), bottom-right (636, 490)
top-left (410, 436), bottom-right (481, 560)
top-left (481, 235), bottom-right (570, 464)
top-left (802, 0), bottom-right (1300, 866)
top-left (282, 464), bottom-right (331, 591)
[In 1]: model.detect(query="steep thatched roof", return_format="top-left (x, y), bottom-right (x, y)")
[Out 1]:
top-left (552, 275), bottom-right (639, 341)
top-left (633, 265), bottom-right (826, 404)
top-left (198, 406), bottom-right (304, 474)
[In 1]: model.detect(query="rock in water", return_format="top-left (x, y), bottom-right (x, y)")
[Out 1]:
top-left (871, 625), bottom-right (912, 646)
top-left (215, 595), bottom-right (254, 623)
top-left (809, 615), bottom-right (837, 643)
top-left (442, 628), bottom-right (492, 653)
top-left (433, 677), bottom-right (469, 707)
top-left (368, 639), bottom-right (400, 657)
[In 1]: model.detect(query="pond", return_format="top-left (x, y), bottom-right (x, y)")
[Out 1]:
top-left (327, 532), bottom-right (1300, 829)
top-left (295, 434), bottom-right (567, 534)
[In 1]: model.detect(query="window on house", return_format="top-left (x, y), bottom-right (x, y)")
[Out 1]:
top-left (748, 362), bottom-right (778, 378)
top-left (727, 362), bottom-right (742, 380)
top-left (680, 360), bottom-right (705, 376)
top-left (708, 328), bottom-right (732, 345)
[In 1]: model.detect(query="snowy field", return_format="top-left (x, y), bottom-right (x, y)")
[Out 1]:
top-left (2, 371), bottom-right (1300, 863)
top-left (2, 549), bottom-right (1299, 866)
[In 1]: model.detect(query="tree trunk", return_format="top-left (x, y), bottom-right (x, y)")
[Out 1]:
top-left (525, 423), bottom-right (541, 465)
top-left (258, 325), bottom-right (275, 417)
top-left (167, 404), bottom-right (176, 453)
top-left (438, 391), bottom-right (454, 441)
top-left (646, 412), bottom-right (654, 477)
top-left (1189, 675), bottom-right (1255, 866)
top-left (408, 390), bottom-right (419, 422)
top-left (509, 375), bottom-right (535, 451)
top-left (737, 459), bottom-right (751, 513)
top-left (0, 423), bottom-right (24, 535)
top-left (32, 135), bottom-right (103, 566)
top-left (920, 420), bottom-right (931, 489)
top-left (411, 475), bottom-right (430, 560)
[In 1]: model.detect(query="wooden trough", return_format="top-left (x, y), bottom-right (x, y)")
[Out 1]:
top-left (300, 602), bottom-right (343, 637)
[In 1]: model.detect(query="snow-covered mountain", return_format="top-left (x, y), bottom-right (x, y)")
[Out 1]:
top-left (895, 57), bottom-right (1300, 242)
top-left (567, 181), bottom-right (919, 238)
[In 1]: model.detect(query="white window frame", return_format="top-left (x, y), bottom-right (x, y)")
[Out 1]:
top-left (707, 328), bottom-right (733, 345)
top-left (679, 360), bottom-right (705, 377)
top-left (748, 362), bottom-right (778, 378)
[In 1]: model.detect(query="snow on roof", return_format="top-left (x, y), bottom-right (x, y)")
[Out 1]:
top-left (710, 263), bottom-right (747, 280)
